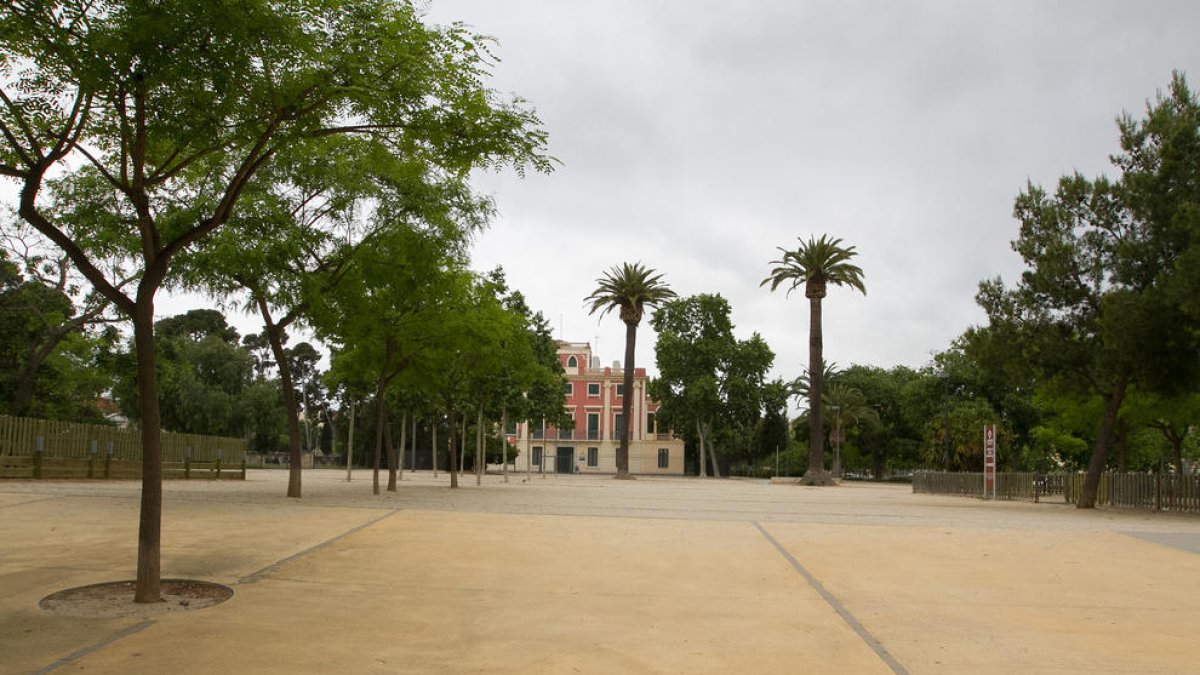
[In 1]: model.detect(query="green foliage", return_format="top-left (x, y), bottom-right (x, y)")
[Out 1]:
top-left (761, 235), bottom-right (866, 300)
top-left (974, 73), bottom-right (1200, 496)
top-left (0, 250), bottom-right (117, 422)
top-left (585, 262), bottom-right (678, 326)
top-left (114, 309), bottom-right (287, 441)
top-left (650, 294), bottom-right (775, 472)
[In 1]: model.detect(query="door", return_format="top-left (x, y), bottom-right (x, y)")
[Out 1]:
top-left (555, 447), bottom-right (574, 474)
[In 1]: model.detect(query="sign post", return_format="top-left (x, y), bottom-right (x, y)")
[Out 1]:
top-left (983, 424), bottom-right (997, 500)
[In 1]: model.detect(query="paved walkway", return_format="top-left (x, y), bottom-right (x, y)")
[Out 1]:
top-left (2, 470), bottom-right (1199, 674)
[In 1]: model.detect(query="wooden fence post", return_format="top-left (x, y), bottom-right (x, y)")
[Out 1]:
top-left (215, 448), bottom-right (222, 479)
top-left (105, 441), bottom-right (113, 479)
top-left (185, 446), bottom-right (192, 479)
top-left (88, 440), bottom-right (97, 479)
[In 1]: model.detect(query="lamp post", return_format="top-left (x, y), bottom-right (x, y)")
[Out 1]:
top-left (831, 405), bottom-right (842, 479)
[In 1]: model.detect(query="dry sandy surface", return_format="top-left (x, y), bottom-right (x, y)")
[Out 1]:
top-left (2, 469), bottom-right (1199, 674)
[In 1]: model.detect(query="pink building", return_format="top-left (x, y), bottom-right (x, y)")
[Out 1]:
top-left (513, 341), bottom-right (685, 475)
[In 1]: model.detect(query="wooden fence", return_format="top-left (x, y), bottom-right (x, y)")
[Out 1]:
top-left (914, 470), bottom-right (1199, 514)
top-left (0, 415), bottom-right (246, 480)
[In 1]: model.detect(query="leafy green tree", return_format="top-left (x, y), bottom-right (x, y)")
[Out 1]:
top-left (652, 295), bottom-right (775, 477)
top-left (979, 75), bottom-right (1200, 507)
top-left (586, 262), bottom-right (676, 479)
top-left (819, 381), bottom-right (879, 477)
top-left (1, 0), bottom-right (549, 601)
top-left (762, 235), bottom-right (866, 485)
top-left (0, 234), bottom-right (121, 420)
top-left (752, 379), bottom-right (793, 469)
top-left (316, 225), bottom-right (467, 494)
top-left (114, 310), bottom-right (271, 439)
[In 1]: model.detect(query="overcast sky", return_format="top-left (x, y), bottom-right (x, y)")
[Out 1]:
top-left (154, 1), bottom-right (1200, 405)
top-left (397, 1), bottom-right (1200, 381)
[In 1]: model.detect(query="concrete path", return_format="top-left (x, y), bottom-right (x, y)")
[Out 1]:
top-left (2, 470), bottom-right (1198, 674)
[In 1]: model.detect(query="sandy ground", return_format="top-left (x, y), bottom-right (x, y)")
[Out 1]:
top-left (2, 469), bottom-right (1199, 674)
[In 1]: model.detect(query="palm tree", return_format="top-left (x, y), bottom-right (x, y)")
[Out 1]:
top-left (762, 235), bottom-right (865, 485)
top-left (820, 381), bottom-right (880, 478)
top-left (586, 262), bottom-right (676, 479)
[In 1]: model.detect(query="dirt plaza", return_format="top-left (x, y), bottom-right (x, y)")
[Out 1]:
top-left (2, 470), bottom-right (1199, 674)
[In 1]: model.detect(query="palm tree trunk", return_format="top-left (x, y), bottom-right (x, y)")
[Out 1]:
top-left (618, 320), bottom-right (637, 479)
top-left (805, 294), bottom-right (830, 484)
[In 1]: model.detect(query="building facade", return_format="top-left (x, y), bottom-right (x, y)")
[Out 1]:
top-left (512, 341), bottom-right (685, 475)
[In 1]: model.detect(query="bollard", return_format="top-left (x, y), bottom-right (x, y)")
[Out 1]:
top-left (33, 436), bottom-right (44, 479)
top-left (215, 448), bottom-right (222, 479)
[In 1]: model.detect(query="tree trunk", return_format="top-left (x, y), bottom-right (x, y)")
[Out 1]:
top-left (258, 298), bottom-right (303, 499)
top-left (385, 414), bottom-right (397, 492)
top-left (12, 325), bottom-right (70, 416)
top-left (1078, 377), bottom-right (1128, 509)
top-left (398, 409), bottom-right (406, 481)
top-left (804, 294), bottom-right (831, 485)
top-left (410, 415), bottom-right (417, 474)
top-left (476, 406), bottom-right (484, 486)
top-left (618, 320), bottom-right (637, 479)
top-left (709, 437), bottom-right (722, 478)
top-left (459, 415), bottom-right (466, 477)
top-left (695, 420), bottom-right (708, 478)
top-left (432, 422), bottom-right (438, 478)
top-left (447, 409), bottom-right (459, 489)
top-left (372, 392), bottom-right (387, 496)
top-left (346, 397), bottom-right (355, 481)
top-left (501, 411), bottom-right (509, 483)
top-left (132, 294), bottom-right (163, 603)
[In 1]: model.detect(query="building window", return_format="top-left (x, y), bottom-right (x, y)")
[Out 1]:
top-left (563, 381), bottom-right (573, 396)
top-left (647, 412), bottom-right (656, 435)
top-left (586, 412), bottom-right (600, 440)
top-left (587, 382), bottom-right (600, 397)
top-left (588, 447), bottom-right (598, 467)
top-left (615, 384), bottom-right (624, 397)
top-left (613, 413), bottom-right (625, 440)
top-left (533, 447), bottom-right (543, 466)
top-left (658, 448), bottom-right (669, 468)
top-left (566, 355), bottom-right (578, 370)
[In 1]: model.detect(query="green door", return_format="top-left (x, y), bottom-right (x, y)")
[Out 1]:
top-left (555, 447), bottom-right (574, 474)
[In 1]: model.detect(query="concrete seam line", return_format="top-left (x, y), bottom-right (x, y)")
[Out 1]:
top-left (752, 521), bottom-right (910, 675)
top-left (34, 619), bottom-right (155, 674)
top-left (237, 509), bottom-right (398, 585)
